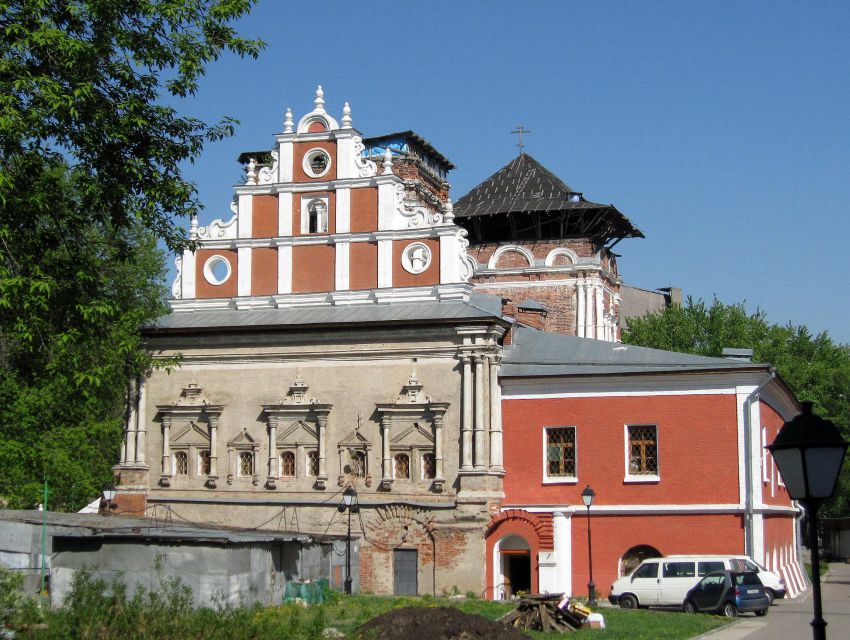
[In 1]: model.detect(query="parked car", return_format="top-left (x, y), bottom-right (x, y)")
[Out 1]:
top-left (608, 554), bottom-right (783, 609)
top-left (682, 570), bottom-right (770, 617)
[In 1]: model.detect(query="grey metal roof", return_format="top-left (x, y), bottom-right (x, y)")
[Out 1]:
top-left (453, 153), bottom-right (643, 244)
top-left (0, 510), bottom-right (310, 544)
top-left (502, 326), bottom-right (768, 377)
top-left (150, 294), bottom-right (505, 333)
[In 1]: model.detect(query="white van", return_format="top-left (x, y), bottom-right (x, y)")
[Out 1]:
top-left (608, 555), bottom-right (786, 608)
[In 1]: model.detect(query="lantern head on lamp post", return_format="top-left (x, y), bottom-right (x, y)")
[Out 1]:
top-left (581, 485), bottom-right (596, 606)
top-left (766, 401), bottom-right (847, 640)
top-left (338, 485), bottom-right (359, 594)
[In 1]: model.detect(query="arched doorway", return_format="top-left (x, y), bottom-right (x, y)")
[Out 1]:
top-left (619, 544), bottom-right (662, 577)
top-left (498, 534), bottom-right (531, 598)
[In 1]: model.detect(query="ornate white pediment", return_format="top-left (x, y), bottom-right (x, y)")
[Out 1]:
top-left (338, 428), bottom-right (371, 450)
top-left (229, 429), bottom-right (257, 448)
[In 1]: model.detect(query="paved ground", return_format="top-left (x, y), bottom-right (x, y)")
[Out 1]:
top-left (696, 562), bottom-right (850, 640)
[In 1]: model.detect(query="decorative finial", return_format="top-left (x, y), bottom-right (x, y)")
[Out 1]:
top-left (284, 107), bottom-right (294, 133)
top-left (189, 213), bottom-right (198, 239)
top-left (314, 85), bottom-right (325, 113)
top-left (245, 157), bottom-right (258, 185)
top-left (341, 102), bottom-right (352, 128)
top-left (510, 125), bottom-right (531, 155)
top-left (382, 148), bottom-right (393, 175)
top-left (442, 199), bottom-right (454, 222)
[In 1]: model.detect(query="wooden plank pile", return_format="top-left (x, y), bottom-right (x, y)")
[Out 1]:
top-left (497, 594), bottom-right (590, 633)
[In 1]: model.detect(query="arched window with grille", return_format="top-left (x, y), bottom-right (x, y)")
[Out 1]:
top-left (306, 450), bottom-right (319, 477)
top-left (422, 453), bottom-right (436, 480)
top-left (280, 451), bottom-right (296, 477)
top-left (394, 453), bottom-right (410, 480)
top-left (174, 451), bottom-right (188, 476)
top-left (198, 450), bottom-right (211, 476)
top-left (350, 450), bottom-right (367, 478)
top-left (238, 451), bottom-right (254, 477)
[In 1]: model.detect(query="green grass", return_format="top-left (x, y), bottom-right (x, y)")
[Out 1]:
top-left (314, 594), bottom-right (733, 640)
top-left (6, 568), bottom-right (732, 640)
top-left (804, 561), bottom-right (830, 581)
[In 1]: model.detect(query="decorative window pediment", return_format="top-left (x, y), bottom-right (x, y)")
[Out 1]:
top-left (227, 428), bottom-right (260, 486)
top-left (278, 420), bottom-right (318, 446)
top-left (171, 421), bottom-right (210, 447)
top-left (391, 423), bottom-right (434, 449)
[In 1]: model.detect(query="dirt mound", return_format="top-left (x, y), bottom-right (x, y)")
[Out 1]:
top-left (353, 606), bottom-right (530, 640)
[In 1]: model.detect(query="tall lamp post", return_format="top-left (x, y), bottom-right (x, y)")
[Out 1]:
top-left (582, 485), bottom-right (597, 606)
top-left (338, 485), bottom-right (359, 594)
top-left (767, 401), bottom-right (847, 640)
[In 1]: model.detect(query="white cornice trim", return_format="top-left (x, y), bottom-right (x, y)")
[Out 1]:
top-left (501, 503), bottom-right (797, 515)
top-left (501, 372), bottom-right (767, 397)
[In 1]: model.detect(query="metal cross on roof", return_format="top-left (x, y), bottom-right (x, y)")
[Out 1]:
top-left (510, 125), bottom-right (532, 155)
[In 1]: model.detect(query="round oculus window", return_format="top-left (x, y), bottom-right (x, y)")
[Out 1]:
top-left (203, 255), bottom-right (232, 285)
top-left (401, 243), bottom-right (432, 274)
top-left (303, 148), bottom-right (332, 178)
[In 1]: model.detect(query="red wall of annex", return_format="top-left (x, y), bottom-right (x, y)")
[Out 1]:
top-left (293, 141), bottom-right (337, 183)
top-left (251, 248), bottom-right (278, 296)
top-left (501, 394), bottom-right (741, 505)
top-left (350, 187), bottom-right (378, 233)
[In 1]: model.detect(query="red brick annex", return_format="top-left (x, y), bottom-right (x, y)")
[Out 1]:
top-left (114, 87), bottom-right (808, 600)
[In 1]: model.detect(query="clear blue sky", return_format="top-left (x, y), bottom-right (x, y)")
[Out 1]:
top-left (176, 1), bottom-right (850, 344)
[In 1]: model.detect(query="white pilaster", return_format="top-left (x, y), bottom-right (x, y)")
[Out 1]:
top-left (278, 192), bottom-right (293, 236)
top-left (268, 419), bottom-right (278, 482)
top-left (278, 139), bottom-right (294, 183)
top-left (440, 233), bottom-right (459, 284)
top-left (208, 414), bottom-right (218, 478)
top-left (317, 415), bottom-right (328, 481)
top-left (595, 285), bottom-right (604, 339)
top-left (473, 355), bottom-right (486, 470)
top-left (237, 194), bottom-right (253, 238)
top-left (552, 510), bottom-right (573, 595)
top-left (488, 355), bottom-right (504, 471)
top-left (335, 242), bottom-right (350, 291)
top-left (124, 379), bottom-right (137, 463)
top-left (377, 180), bottom-right (397, 231)
top-left (237, 246), bottom-right (252, 297)
top-left (584, 281), bottom-right (595, 339)
top-left (538, 551), bottom-right (558, 594)
top-left (277, 245), bottom-right (292, 294)
top-left (336, 133), bottom-right (355, 180)
top-left (377, 240), bottom-right (393, 288)
top-left (161, 418), bottom-right (171, 477)
top-left (135, 380), bottom-right (146, 464)
top-left (576, 281), bottom-right (585, 338)
top-left (461, 354), bottom-right (473, 471)
top-left (336, 187), bottom-right (351, 233)
top-left (181, 248), bottom-right (196, 300)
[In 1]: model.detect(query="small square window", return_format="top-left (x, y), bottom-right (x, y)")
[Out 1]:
top-left (626, 424), bottom-right (659, 481)
top-left (543, 426), bottom-right (576, 482)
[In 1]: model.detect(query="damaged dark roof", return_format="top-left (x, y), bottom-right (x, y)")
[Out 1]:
top-left (363, 130), bottom-right (455, 170)
top-left (453, 153), bottom-right (643, 244)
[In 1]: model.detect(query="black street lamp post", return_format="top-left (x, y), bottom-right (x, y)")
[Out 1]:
top-left (338, 485), bottom-right (359, 594)
top-left (767, 401), bottom-right (847, 640)
top-left (582, 485), bottom-right (597, 606)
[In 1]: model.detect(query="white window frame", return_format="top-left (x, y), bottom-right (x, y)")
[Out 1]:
top-left (300, 196), bottom-right (329, 235)
top-left (392, 452), bottom-right (411, 480)
top-left (542, 426), bottom-right (578, 484)
top-left (421, 451), bottom-right (437, 481)
top-left (202, 254), bottom-right (232, 285)
top-left (197, 449), bottom-right (211, 477)
top-left (624, 423), bottom-right (660, 483)
top-left (280, 450), bottom-right (296, 478)
top-left (173, 450), bottom-right (189, 476)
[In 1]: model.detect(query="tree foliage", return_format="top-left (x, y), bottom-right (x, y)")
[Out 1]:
top-left (0, 1), bottom-right (262, 509)
top-left (623, 297), bottom-right (850, 516)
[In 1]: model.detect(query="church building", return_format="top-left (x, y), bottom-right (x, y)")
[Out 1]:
top-left (113, 87), bottom-right (806, 600)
